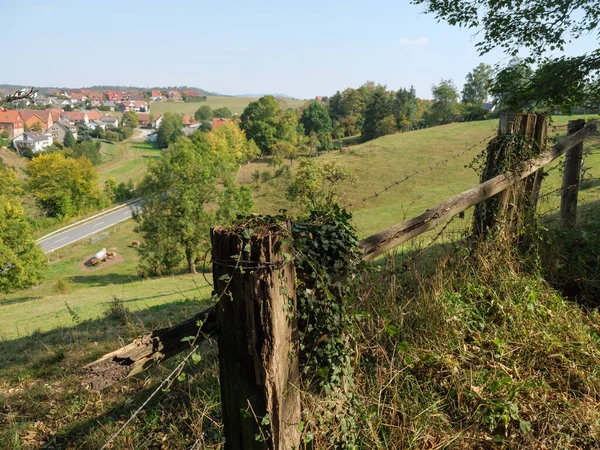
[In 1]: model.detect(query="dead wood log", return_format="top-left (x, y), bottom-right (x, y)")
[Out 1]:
top-left (83, 305), bottom-right (216, 390)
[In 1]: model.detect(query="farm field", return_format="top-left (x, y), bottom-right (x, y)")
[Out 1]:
top-left (150, 95), bottom-right (306, 117)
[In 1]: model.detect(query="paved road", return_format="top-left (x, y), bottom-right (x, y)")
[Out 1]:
top-left (37, 202), bottom-right (142, 253)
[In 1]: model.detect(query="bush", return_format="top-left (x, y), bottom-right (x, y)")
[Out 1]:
top-left (53, 278), bottom-right (69, 295)
top-left (260, 170), bottom-right (272, 182)
top-left (116, 126), bottom-right (134, 139)
top-left (105, 131), bottom-right (123, 142)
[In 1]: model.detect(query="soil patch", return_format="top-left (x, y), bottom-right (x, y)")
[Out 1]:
top-left (78, 247), bottom-right (124, 271)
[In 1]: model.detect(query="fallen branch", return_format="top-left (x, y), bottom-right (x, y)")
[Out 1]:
top-left (84, 305), bottom-right (216, 390)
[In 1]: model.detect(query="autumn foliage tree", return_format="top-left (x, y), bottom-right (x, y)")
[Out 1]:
top-left (135, 122), bottom-right (256, 275)
top-left (27, 153), bottom-right (103, 218)
top-left (0, 167), bottom-right (46, 293)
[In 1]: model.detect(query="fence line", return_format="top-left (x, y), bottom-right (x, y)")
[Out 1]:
top-left (343, 132), bottom-right (497, 209)
top-left (358, 121), bottom-right (597, 260)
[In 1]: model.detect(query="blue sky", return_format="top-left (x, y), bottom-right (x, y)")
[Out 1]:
top-left (2, 0), bottom-right (597, 99)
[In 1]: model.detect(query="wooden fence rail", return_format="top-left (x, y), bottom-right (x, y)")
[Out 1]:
top-left (359, 120), bottom-right (596, 260)
top-left (84, 116), bottom-right (597, 450)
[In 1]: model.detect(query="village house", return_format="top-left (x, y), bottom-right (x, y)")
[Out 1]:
top-left (128, 92), bottom-right (145, 102)
top-left (48, 108), bottom-right (65, 123)
top-left (154, 114), bottom-right (163, 129)
top-left (104, 90), bottom-right (123, 102)
top-left (88, 120), bottom-right (107, 131)
top-left (119, 101), bottom-right (148, 113)
top-left (88, 91), bottom-right (103, 101)
top-left (100, 115), bottom-right (119, 128)
top-left (151, 90), bottom-right (164, 101)
top-left (19, 109), bottom-right (54, 132)
top-left (0, 109), bottom-right (25, 139)
top-left (48, 120), bottom-right (78, 143)
top-left (168, 90), bottom-right (182, 100)
top-left (85, 109), bottom-right (103, 121)
top-left (61, 111), bottom-right (89, 124)
top-left (182, 115), bottom-right (197, 126)
top-left (136, 113), bottom-right (151, 127)
top-left (183, 89), bottom-right (199, 98)
top-left (102, 101), bottom-right (116, 111)
top-left (70, 92), bottom-right (87, 103)
top-left (212, 117), bottom-right (232, 129)
top-left (12, 132), bottom-right (53, 154)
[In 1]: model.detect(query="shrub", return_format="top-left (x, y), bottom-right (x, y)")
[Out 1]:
top-left (260, 170), bottom-right (272, 182)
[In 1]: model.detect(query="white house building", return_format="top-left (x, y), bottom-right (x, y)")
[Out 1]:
top-left (12, 132), bottom-right (53, 154)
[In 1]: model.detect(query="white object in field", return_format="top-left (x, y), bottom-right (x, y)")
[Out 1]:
top-left (93, 248), bottom-right (107, 260)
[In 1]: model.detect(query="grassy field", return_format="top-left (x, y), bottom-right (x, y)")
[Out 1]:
top-left (0, 146), bottom-right (27, 177)
top-left (150, 95), bottom-right (306, 117)
top-left (97, 135), bottom-right (161, 185)
top-left (246, 115), bottom-right (600, 238)
top-left (0, 220), bottom-right (211, 339)
top-left (1, 114), bottom-right (599, 449)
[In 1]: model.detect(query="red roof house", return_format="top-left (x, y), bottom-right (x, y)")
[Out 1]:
top-left (212, 117), bottom-right (232, 129)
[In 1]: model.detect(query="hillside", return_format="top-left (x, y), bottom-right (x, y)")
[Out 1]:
top-left (150, 95), bottom-right (306, 116)
top-left (1, 116), bottom-right (599, 448)
top-left (245, 116), bottom-right (600, 237)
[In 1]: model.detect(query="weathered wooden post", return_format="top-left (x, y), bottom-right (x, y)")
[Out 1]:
top-left (473, 113), bottom-right (547, 242)
top-left (560, 119), bottom-right (586, 226)
top-left (211, 221), bottom-right (301, 450)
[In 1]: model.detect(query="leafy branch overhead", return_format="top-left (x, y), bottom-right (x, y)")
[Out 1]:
top-left (412, 0), bottom-right (600, 111)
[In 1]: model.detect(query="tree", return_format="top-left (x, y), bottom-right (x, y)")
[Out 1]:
top-left (121, 110), bottom-right (139, 128)
top-left (0, 167), bottom-right (46, 293)
top-left (72, 140), bottom-right (102, 166)
top-left (239, 95), bottom-right (283, 154)
top-left (135, 134), bottom-right (253, 275)
top-left (27, 153), bottom-right (102, 218)
top-left (194, 105), bottom-right (212, 122)
top-left (182, 92), bottom-right (189, 102)
top-left (212, 107), bottom-right (233, 118)
top-left (430, 79), bottom-right (460, 124)
top-left (361, 88), bottom-right (393, 141)
top-left (393, 86), bottom-right (418, 131)
top-left (411, 0), bottom-right (600, 111)
top-left (63, 129), bottom-right (75, 148)
top-left (301, 101), bottom-right (332, 141)
top-left (462, 63), bottom-right (493, 106)
top-left (286, 159), bottom-right (356, 211)
top-left (157, 113), bottom-right (183, 149)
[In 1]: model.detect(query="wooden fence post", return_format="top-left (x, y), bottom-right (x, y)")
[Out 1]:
top-left (560, 119), bottom-right (586, 226)
top-left (211, 222), bottom-right (301, 450)
top-left (473, 113), bottom-right (547, 242)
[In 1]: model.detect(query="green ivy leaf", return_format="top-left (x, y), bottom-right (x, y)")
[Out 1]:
top-left (385, 324), bottom-right (399, 337)
top-left (191, 353), bottom-right (201, 364)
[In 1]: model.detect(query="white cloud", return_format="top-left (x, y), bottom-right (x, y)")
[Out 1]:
top-left (399, 38), bottom-right (429, 46)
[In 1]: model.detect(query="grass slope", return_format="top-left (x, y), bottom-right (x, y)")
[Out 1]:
top-left (150, 95), bottom-right (306, 117)
top-left (98, 137), bottom-right (161, 185)
top-left (0, 220), bottom-right (211, 339)
top-left (247, 116), bottom-right (600, 238)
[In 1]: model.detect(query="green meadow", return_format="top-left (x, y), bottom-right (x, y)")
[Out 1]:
top-left (149, 95), bottom-right (306, 117)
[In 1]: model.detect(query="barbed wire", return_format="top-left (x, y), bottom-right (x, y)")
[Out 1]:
top-left (101, 246), bottom-right (246, 449)
top-left (100, 349), bottom-right (196, 450)
top-left (343, 133), bottom-right (497, 209)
